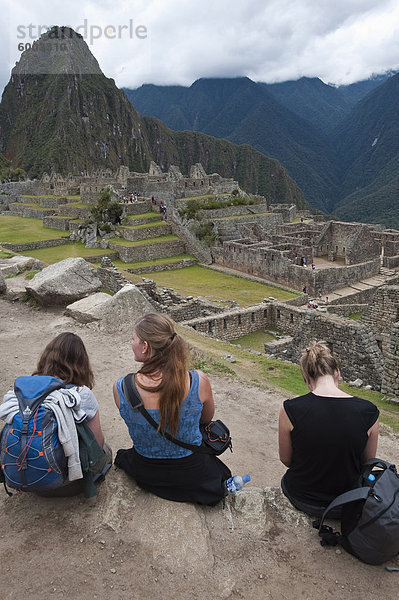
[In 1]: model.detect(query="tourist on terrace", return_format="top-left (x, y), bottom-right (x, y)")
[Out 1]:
top-left (113, 313), bottom-right (231, 505)
top-left (278, 340), bottom-right (379, 517)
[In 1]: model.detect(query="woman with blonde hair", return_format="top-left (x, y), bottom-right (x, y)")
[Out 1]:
top-left (278, 341), bottom-right (379, 517)
top-left (113, 313), bottom-right (231, 505)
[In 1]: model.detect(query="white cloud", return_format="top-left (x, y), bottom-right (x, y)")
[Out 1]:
top-left (1, 0), bottom-right (399, 94)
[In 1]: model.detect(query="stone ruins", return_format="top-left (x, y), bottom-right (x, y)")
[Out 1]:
top-left (2, 161), bottom-right (399, 398)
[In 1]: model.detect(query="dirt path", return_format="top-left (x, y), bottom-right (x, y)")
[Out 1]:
top-left (0, 298), bottom-right (398, 599)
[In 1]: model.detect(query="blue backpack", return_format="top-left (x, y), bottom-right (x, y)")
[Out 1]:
top-left (0, 376), bottom-right (69, 493)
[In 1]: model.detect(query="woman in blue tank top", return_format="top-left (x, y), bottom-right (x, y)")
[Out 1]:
top-left (113, 313), bottom-right (231, 505)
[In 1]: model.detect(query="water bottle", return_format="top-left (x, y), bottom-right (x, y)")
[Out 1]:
top-left (225, 474), bottom-right (251, 494)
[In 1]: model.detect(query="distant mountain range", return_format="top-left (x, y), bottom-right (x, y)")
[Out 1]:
top-left (0, 28), bottom-right (305, 208)
top-left (124, 71), bottom-right (399, 227)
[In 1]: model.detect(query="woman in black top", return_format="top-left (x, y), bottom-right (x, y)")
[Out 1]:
top-left (278, 341), bottom-right (379, 517)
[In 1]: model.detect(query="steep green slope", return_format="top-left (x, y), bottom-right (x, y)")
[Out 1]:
top-left (334, 74), bottom-right (399, 200)
top-left (126, 77), bottom-right (338, 212)
top-left (144, 117), bottom-right (306, 206)
top-left (265, 77), bottom-right (351, 136)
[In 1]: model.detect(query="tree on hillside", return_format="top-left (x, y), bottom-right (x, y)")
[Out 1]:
top-left (90, 187), bottom-right (123, 232)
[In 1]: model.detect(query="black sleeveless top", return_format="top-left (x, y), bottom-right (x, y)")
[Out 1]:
top-left (283, 392), bottom-right (379, 506)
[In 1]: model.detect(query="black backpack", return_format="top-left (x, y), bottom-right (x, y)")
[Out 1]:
top-left (314, 458), bottom-right (399, 565)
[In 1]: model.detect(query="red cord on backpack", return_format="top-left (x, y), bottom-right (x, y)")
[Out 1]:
top-left (17, 409), bottom-right (39, 471)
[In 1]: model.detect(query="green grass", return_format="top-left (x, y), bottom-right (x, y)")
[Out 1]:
top-left (124, 212), bottom-right (161, 221)
top-left (21, 194), bottom-right (80, 200)
top-left (24, 269), bottom-right (40, 280)
top-left (0, 215), bottom-right (69, 243)
top-left (22, 243), bottom-right (118, 263)
top-left (192, 358), bottom-right (236, 376)
top-left (0, 250), bottom-right (14, 258)
top-left (212, 212), bottom-right (269, 220)
top-left (109, 254), bottom-right (196, 270)
top-left (231, 329), bottom-right (282, 352)
top-left (141, 265), bottom-right (298, 306)
top-left (348, 312), bottom-right (363, 320)
top-left (108, 234), bottom-right (179, 247)
top-left (119, 221), bottom-right (167, 230)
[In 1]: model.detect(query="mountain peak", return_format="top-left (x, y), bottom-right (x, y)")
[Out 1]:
top-left (12, 26), bottom-right (103, 78)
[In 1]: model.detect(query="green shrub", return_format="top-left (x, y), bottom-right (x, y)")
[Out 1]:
top-left (191, 222), bottom-right (216, 246)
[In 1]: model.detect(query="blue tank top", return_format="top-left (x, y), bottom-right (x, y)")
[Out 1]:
top-left (117, 370), bottom-right (203, 459)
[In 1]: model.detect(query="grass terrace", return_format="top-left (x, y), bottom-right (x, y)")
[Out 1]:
top-left (22, 243), bottom-right (118, 263)
top-left (21, 194), bottom-right (80, 200)
top-left (119, 221), bottom-right (168, 230)
top-left (140, 265), bottom-right (298, 306)
top-left (0, 215), bottom-right (69, 243)
top-left (108, 254), bottom-right (196, 270)
top-left (230, 328), bottom-right (282, 352)
top-left (124, 212), bottom-right (162, 221)
top-left (108, 234), bottom-right (179, 247)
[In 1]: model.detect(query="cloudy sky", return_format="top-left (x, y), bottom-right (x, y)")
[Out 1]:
top-left (2, 0), bottom-right (399, 94)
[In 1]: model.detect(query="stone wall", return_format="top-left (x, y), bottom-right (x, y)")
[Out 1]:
top-left (3, 238), bottom-right (70, 252)
top-left (197, 204), bottom-right (267, 220)
top-left (43, 216), bottom-right (72, 231)
top-left (108, 239), bottom-right (186, 263)
top-left (96, 257), bottom-right (129, 292)
top-left (268, 310), bottom-right (384, 389)
top-left (327, 304), bottom-right (367, 317)
top-left (127, 257), bottom-right (197, 274)
top-left (315, 221), bottom-right (380, 265)
top-left (0, 181), bottom-right (42, 196)
top-left (383, 255), bottom-right (399, 269)
top-left (381, 322), bottom-right (399, 396)
top-left (214, 237), bottom-right (381, 295)
top-left (183, 304), bottom-right (272, 341)
top-left (360, 286), bottom-right (399, 356)
top-left (117, 223), bottom-right (172, 242)
top-left (39, 197), bottom-right (69, 208)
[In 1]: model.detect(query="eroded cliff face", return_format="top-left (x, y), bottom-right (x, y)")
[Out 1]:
top-left (0, 26), bottom-right (307, 208)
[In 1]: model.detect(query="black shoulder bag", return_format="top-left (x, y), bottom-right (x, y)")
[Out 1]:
top-left (122, 372), bottom-right (232, 456)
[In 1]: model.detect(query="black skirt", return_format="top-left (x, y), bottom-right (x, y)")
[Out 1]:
top-left (115, 447), bottom-right (232, 506)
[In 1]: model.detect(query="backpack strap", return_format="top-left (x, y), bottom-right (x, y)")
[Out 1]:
top-left (318, 487), bottom-right (371, 529)
top-left (122, 373), bottom-right (206, 454)
top-left (313, 487), bottom-right (372, 546)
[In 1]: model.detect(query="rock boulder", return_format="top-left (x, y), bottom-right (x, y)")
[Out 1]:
top-left (26, 257), bottom-right (102, 306)
top-left (66, 283), bottom-right (153, 330)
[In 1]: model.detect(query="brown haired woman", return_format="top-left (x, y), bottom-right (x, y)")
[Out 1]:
top-left (33, 332), bottom-right (112, 496)
top-left (113, 313), bottom-right (231, 505)
top-left (278, 340), bottom-right (379, 517)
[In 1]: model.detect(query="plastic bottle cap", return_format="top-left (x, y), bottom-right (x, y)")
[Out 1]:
top-left (243, 474), bottom-right (251, 483)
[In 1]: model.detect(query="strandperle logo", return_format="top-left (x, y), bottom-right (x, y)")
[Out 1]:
top-left (17, 21), bottom-right (148, 47)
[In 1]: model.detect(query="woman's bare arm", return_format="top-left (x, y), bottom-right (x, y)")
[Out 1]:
top-left (87, 411), bottom-right (105, 448)
top-left (113, 381), bottom-right (120, 409)
top-left (278, 405), bottom-right (294, 467)
top-left (197, 370), bottom-right (215, 423)
top-left (363, 419), bottom-right (379, 462)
